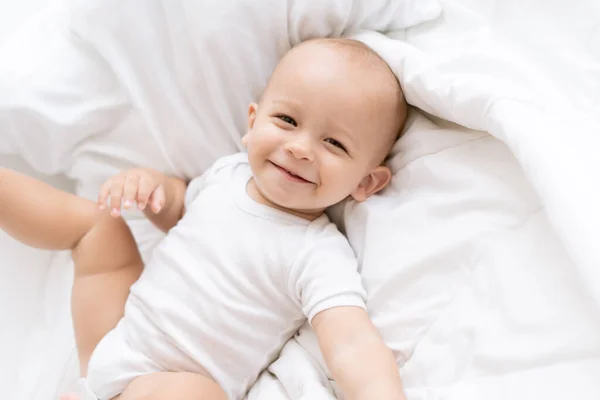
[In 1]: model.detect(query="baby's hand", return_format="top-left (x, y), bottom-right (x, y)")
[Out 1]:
top-left (98, 168), bottom-right (166, 217)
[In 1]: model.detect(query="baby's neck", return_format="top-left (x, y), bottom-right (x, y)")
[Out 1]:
top-left (246, 178), bottom-right (324, 221)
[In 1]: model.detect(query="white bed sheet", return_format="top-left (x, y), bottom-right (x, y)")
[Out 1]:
top-left (1, 0), bottom-right (599, 399)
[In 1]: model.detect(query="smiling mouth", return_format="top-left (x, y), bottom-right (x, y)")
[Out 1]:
top-left (270, 162), bottom-right (313, 184)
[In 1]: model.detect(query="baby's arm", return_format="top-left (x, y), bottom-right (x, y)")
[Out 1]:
top-left (312, 306), bottom-right (405, 400)
top-left (291, 223), bottom-right (403, 398)
top-left (98, 168), bottom-right (188, 233)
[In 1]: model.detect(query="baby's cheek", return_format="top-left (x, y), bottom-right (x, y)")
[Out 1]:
top-left (322, 179), bottom-right (351, 204)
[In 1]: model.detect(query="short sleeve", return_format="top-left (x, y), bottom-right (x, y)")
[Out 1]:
top-left (184, 152), bottom-right (249, 208)
top-left (289, 224), bottom-right (367, 322)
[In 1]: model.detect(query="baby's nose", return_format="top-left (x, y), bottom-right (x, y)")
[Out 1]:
top-left (285, 137), bottom-right (314, 161)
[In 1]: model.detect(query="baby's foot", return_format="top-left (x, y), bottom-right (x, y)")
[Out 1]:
top-left (60, 394), bottom-right (80, 400)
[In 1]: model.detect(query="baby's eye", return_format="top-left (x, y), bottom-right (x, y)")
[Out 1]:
top-left (276, 114), bottom-right (297, 127)
top-left (324, 138), bottom-right (347, 152)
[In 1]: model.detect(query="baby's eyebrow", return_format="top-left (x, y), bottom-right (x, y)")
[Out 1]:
top-left (271, 98), bottom-right (302, 108)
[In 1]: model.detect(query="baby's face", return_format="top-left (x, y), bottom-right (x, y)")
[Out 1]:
top-left (243, 41), bottom-right (403, 217)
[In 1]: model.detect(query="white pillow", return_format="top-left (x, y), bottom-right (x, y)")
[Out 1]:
top-left (1, 0), bottom-right (441, 198)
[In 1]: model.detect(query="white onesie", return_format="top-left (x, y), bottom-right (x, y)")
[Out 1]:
top-left (86, 153), bottom-right (367, 399)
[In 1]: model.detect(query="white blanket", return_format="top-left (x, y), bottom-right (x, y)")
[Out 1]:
top-left (1, 0), bottom-right (600, 399)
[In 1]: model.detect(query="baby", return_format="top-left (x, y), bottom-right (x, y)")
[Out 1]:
top-left (0, 38), bottom-right (408, 399)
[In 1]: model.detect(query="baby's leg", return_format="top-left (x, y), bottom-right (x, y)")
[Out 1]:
top-left (0, 168), bottom-right (142, 374)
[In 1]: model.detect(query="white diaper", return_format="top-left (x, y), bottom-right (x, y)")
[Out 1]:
top-left (86, 320), bottom-right (165, 400)
top-left (86, 311), bottom-right (213, 400)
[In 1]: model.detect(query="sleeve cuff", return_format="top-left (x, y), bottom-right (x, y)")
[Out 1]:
top-left (307, 294), bottom-right (366, 323)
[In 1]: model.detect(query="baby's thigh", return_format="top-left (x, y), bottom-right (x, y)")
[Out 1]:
top-left (119, 372), bottom-right (227, 400)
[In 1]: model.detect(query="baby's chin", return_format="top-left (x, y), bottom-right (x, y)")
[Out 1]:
top-left (257, 180), bottom-right (348, 217)
top-left (260, 190), bottom-right (323, 217)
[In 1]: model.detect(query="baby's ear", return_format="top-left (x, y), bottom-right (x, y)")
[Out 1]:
top-left (242, 103), bottom-right (259, 147)
top-left (350, 166), bottom-right (392, 202)
top-left (248, 103), bottom-right (258, 130)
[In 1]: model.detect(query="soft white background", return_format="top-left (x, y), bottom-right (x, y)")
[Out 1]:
top-left (0, 0), bottom-right (47, 39)
top-left (0, 0), bottom-right (73, 191)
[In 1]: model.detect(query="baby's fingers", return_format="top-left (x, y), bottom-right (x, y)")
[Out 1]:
top-left (136, 177), bottom-right (157, 210)
top-left (148, 185), bottom-right (166, 214)
top-left (109, 178), bottom-right (125, 217)
top-left (97, 179), bottom-right (113, 210)
top-left (122, 174), bottom-right (140, 210)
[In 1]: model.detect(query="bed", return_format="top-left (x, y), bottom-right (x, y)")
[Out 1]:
top-left (1, 0), bottom-right (600, 399)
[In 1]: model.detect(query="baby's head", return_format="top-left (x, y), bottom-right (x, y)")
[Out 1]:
top-left (243, 38), bottom-right (407, 218)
